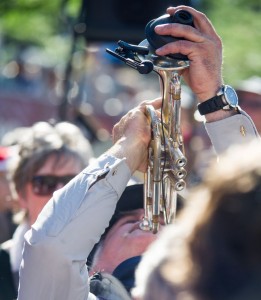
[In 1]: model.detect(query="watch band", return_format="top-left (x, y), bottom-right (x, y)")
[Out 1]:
top-left (197, 95), bottom-right (225, 115)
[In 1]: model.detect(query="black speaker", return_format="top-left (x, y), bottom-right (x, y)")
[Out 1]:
top-left (78, 0), bottom-right (194, 43)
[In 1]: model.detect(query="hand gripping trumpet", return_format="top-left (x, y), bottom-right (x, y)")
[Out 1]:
top-left (106, 10), bottom-right (194, 233)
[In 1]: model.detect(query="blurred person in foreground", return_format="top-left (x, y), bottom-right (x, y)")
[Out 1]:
top-left (133, 140), bottom-right (261, 300)
top-left (17, 5), bottom-right (260, 300)
top-left (236, 76), bottom-right (261, 134)
top-left (0, 121), bottom-right (93, 300)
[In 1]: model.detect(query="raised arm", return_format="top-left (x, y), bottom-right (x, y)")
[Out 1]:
top-left (18, 99), bottom-right (159, 300)
top-left (155, 5), bottom-right (259, 154)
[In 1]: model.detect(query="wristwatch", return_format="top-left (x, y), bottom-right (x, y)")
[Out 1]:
top-left (197, 85), bottom-right (239, 115)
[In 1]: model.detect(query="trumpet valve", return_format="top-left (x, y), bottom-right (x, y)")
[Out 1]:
top-left (176, 157), bottom-right (187, 168)
top-left (175, 179), bottom-right (186, 191)
top-left (174, 167), bottom-right (187, 179)
top-left (139, 218), bottom-right (151, 231)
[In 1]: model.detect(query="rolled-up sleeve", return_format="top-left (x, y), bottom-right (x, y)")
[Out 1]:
top-left (205, 110), bottom-right (260, 155)
top-left (18, 154), bottom-right (131, 300)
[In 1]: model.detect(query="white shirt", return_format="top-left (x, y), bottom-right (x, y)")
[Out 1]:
top-left (18, 112), bottom-right (259, 300)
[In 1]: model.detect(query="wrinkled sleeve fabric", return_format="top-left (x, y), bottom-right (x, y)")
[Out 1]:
top-left (18, 154), bottom-right (131, 300)
top-left (205, 109), bottom-right (260, 155)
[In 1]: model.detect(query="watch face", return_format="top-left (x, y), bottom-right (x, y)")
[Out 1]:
top-left (224, 85), bottom-right (238, 107)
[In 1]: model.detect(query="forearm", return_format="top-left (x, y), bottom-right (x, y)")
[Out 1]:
top-left (108, 137), bottom-right (148, 174)
top-left (18, 149), bottom-right (132, 300)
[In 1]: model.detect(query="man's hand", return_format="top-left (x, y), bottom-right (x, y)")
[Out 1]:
top-left (155, 5), bottom-right (239, 122)
top-left (111, 98), bottom-right (162, 173)
top-left (155, 6), bottom-right (223, 103)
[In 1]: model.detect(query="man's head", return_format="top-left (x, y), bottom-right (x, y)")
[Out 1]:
top-left (88, 184), bottom-right (185, 274)
top-left (88, 183), bottom-right (185, 293)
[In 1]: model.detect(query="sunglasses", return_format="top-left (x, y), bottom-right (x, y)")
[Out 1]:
top-left (31, 174), bottom-right (76, 196)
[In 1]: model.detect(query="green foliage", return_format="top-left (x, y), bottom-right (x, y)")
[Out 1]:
top-left (200, 0), bottom-right (261, 83)
top-left (2, 12), bottom-right (55, 45)
top-left (0, 0), bottom-right (81, 61)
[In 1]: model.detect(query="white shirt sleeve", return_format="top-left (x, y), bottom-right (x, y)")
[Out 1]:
top-left (205, 109), bottom-right (260, 155)
top-left (18, 154), bottom-right (132, 300)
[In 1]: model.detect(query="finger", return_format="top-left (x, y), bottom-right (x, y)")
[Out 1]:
top-left (155, 39), bottom-right (198, 60)
top-left (138, 97), bottom-right (162, 111)
top-left (155, 32), bottom-right (221, 60)
top-left (155, 22), bottom-right (204, 44)
top-left (166, 6), bottom-right (220, 38)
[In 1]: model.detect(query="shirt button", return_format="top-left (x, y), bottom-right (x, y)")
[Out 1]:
top-left (112, 169), bottom-right (117, 176)
top-left (104, 162), bottom-right (110, 169)
top-left (240, 125), bottom-right (246, 136)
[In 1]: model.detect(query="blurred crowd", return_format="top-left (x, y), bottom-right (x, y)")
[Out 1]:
top-left (0, 41), bottom-right (261, 300)
top-left (1, 45), bottom-right (261, 246)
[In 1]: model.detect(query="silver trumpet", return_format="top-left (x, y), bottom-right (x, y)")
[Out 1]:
top-left (106, 33), bottom-right (190, 234)
top-left (137, 41), bottom-right (189, 233)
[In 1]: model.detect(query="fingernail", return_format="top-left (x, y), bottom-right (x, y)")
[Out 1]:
top-left (154, 24), bottom-right (164, 32)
